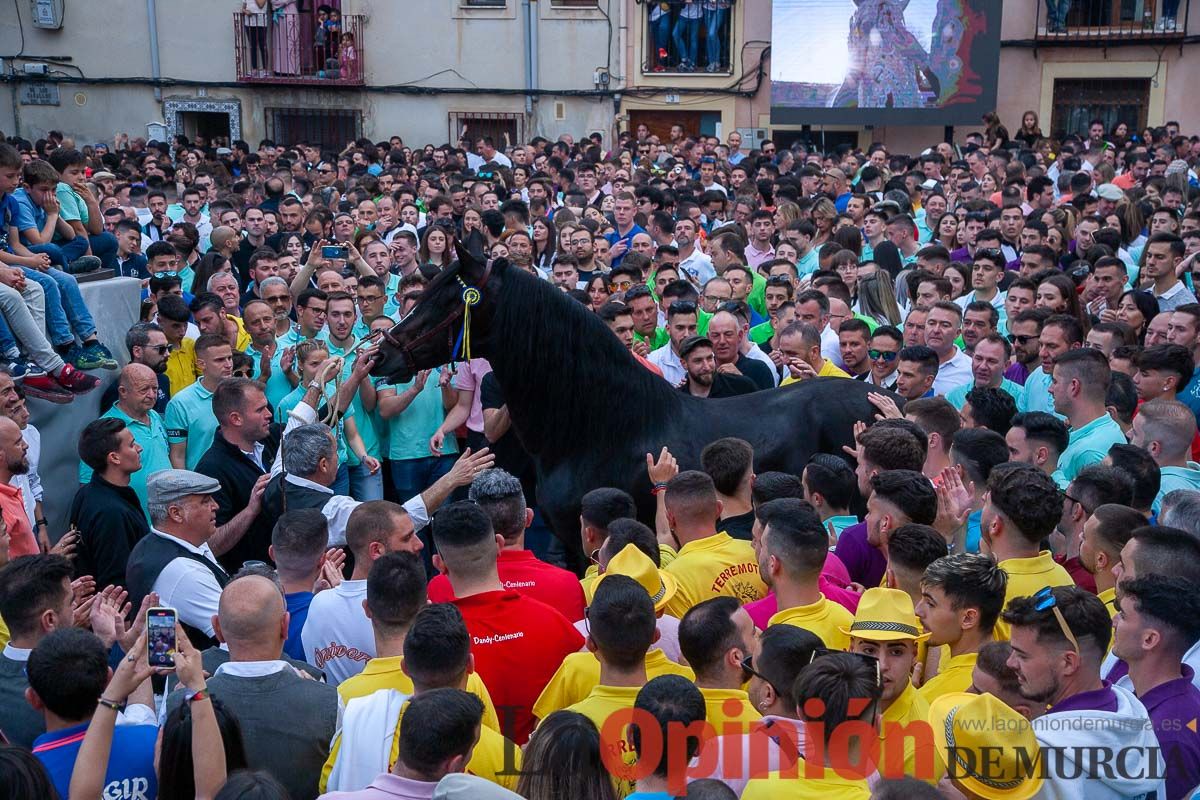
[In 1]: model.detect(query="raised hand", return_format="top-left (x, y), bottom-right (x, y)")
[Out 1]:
top-left (89, 585), bottom-right (132, 649)
top-left (646, 446), bottom-right (679, 484)
top-left (446, 447), bottom-right (495, 487)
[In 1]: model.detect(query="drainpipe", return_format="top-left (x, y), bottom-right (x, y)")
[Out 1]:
top-left (522, 0), bottom-right (533, 114)
top-left (146, 0), bottom-right (162, 101)
top-left (529, 0), bottom-right (540, 119)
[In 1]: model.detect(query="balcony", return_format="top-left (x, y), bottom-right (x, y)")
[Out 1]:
top-left (1036, 0), bottom-right (1188, 44)
top-left (234, 12), bottom-right (365, 86)
top-left (641, 1), bottom-right (735, 75)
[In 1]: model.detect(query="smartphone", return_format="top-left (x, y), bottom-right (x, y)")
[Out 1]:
top-left (146, 607), bottom-right (178, 669)
top-left (322, 244), bottom-right (349, 260)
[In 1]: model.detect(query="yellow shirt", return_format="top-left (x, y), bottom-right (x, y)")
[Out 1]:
top-left (533, 648), bottom-right (694, 722)
top-left (0, 614), bottom-right (8, 650)
top-left (1099, 586), bottom-right (1117, 619)
top-left (781, 361), bottom-right (852, 386)
top-left (994, 551), bottom-right (1075, 640)
top-left (320, 697), bottom-right (520, 793)
top-left (877, 681), bottom-right (938, 782)
top-left (742, 764), bottom-right (871, 799)
top-left (767, 596), bottom-right (854, 651)
top-left (700, 687), bottom-right (762, 738)
top-left (228, 314), bottom-right (252, 353)
top-left (336, 655), bottom-right (501, 733)
top-left (662, 532), bottom-right (766, 619)
top-left (165, 337), bottom-right (199, 397)
top-left (566, 684), bottom-right (642, 794)
top-left (582, 545), bottom-right (680, 602)
top-left (917, 651), bottom-right (978, 704)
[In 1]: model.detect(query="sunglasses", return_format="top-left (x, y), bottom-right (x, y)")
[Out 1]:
top-left (1033, 586), bottom-right (1080, 653)
top-left (739, 654), bottom-right (780, 695)
top-left (1007, 333), bottom-right (1038, 346)
top-left (868, 349), bottom-right (898, 362)
top-left (610, 279), bottom-right (634, 290)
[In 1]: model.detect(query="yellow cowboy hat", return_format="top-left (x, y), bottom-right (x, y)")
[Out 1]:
top-left (595, 543), bottom-right (678, 614)
top-left (839, 587), bottom-right (931, 642)
top-left (929, 692), bottom-right (1043, 800)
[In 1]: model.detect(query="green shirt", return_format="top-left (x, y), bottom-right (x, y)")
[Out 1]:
top-left (944, 378), bottom-right (1027, 413)
top-left (634, 327), bottom-right (670, 350)
top-left (1153, 463), bottom-right (1200, 514)
top-left (164, 379), bottom-right (218, 471)
top-left (322, 335), bottom-right (383, 461)
top-left (747, 270), bottom-right (768, 319)
top-left (275, 383), bottom-right (354, 466)
top-left (749, 320), bottom-right (774, 345)
top-left (54, 182), bottom-right (89, 234)
top-left (1052, 413), bottom-right (1128, 486)
top-left (78, 405), bottom-right (171, 523)
top-left (377, 367), bottom-right (459, 461)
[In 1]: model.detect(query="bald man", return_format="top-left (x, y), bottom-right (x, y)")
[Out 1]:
top-left (166, 575), bottom-right (339, 800)
top-left (79, 364), bottom-right (172, 516)
top-left (208, 225), bottom-right (240, 261)
top-left (0, 416), bottom-right (36, 557)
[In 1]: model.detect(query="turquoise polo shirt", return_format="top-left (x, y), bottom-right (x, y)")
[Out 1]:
top-left (376, 367), bottom-right (459, 462)
top-left (944, 378), bottom-right (1026, 413)
top-left (244, 338), bottom-right (298, 412)
top-left (321, 335), bottom-right (383, 462)
top-left (275, 383), bottom-right (353, 467)
top-left (1153, 464), bottom-right (1200, 513)
top-left (1052, 413), bottom-right (1128, 485)
top-left (796, 248), bottom-right (820, 277)
top-left (1022, 367), bottom-right (1063, 418)
top-left (78, 405), bottom-right (172, 522)
top-left (164, 379), bottom-right (218, 470)
top-left (824, 515), bottom-right (859, 543)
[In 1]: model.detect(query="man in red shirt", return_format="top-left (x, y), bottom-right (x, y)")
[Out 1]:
top-left (432, 501), bottom-right (584, 744)
top-left (428, 469), bottom-right (586, 622)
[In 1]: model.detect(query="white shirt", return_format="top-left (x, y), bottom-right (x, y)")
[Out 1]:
top-left (2, 643), bottom-right (30, 661)
top-left (745, 343), bottom-right (780, 386)
top-left (821, 323), bottom-right (844, 368)
top-left (270, 400), bottom-right (430, 544)
top-left (301, 579), bottom-right (374, 686)
top-left (933, 348), bottom-right (973, 396)
top-left (467, 151), bottom-right (512, 170)
top-left (12, 423), bottom-right (41, 529)
top-left (148, 528), bottom-right (226, 638)
top-left (214, 659), bottom-right (291, 678)
top-left (647, 344), bottom-right (686, 386)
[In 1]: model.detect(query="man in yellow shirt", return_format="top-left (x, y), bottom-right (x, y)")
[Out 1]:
top-left (565, 574), bottom-right (659, 790)
top-left (777, 321), bottom-right (851, 386)
top-left (535, 544), bottom-right (693, 720)
top-left (981, 463), bottom-right (1075, 640)
top-left (843, 588), bottom-right (938, 783)
top-left (679, 596), bottom-right (762, 740)
top-left (627, 675), bottom-right (708, 798)
top-left (742, 652), bottom-right (881, 800)
top-left (916, 553), bottom-right (1007, 702)
top-left (758, 498), bottom-right (854, 650)
top-left (661, 471), bottom-right (766, 619)
top-left (1078, 503), bottom-right (1144, 618)
top-left (928, 692), bottom-right (1043, 800)
top-left (321, 557), bottom-right (519, 792)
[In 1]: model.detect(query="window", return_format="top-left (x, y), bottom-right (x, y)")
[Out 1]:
top-left (1040, 0), bottom-right (1186, 36)
top-left (462, 0), bottom-right (506, 5)
top-left (449, 112), bottom-right (523, 153)
top-left (643, 1), bottom-right (734, 74)
top-left (1050, 78), bottom-right (1149, 139)
top-left (266, 108), bottom-right (362, 150)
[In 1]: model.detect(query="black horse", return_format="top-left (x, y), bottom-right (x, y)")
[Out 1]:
top-left (370, 247), bottom-right (895, 567)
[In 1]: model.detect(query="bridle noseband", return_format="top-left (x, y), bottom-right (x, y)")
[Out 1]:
top-left (375, 260), bottom-right (494, 368)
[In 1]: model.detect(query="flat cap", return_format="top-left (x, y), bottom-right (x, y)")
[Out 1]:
top-left (147, 469), bottom-right (221, 506)
top-left (1095, 183), bottom-right (1124, 201)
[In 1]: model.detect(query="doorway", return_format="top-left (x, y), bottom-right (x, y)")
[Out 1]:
top-left (179, 112), bottom-right (232, 148)
top-left (628, 110), bottom-right (723, 141)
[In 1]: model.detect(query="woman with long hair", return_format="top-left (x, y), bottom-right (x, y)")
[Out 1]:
top-left (982, 111), bottom-right (1010, 149)
top-left (944, 263), bottom-right (970, 300)
top-left (192, 251), bottom-right (232, 298)
top-left (1016, 110), bottom-right (1044, 148)
top-left (516, 711), bottom-right (617, 800)
top-left (1037, 272), bottom-right (1090, 333)
top-left (810, 198), bottom-right (837, 246)
top-left (832, 250), bottom-right (860, 300)
top-left (420, 224), bottom-right (453, 270)
top-left (584, 273), bottom-right (611, 310)
top-left (1116, 289), bottom-right (1160, 343)
top-left (832, 224), bottom-right (863, 259)
top-left (855, 270), bottom-right (902, 326)
top-left (936, 213), bottom-right (960, 250)
top-left (0, 745), bottom-right (59, 800)
top-left (772, 200), bottom-right (801, 234)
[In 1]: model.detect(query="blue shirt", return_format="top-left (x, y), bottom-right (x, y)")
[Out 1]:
top-left (10, 188), bottom-right (46, 246)
top-left (0, 191), bottom-right (19, 253)
top-left (1022, 366), bottom-right (1063, 418)
top-left (1180, 368), bottom-right (1200, 421)
top-left (1154, 463), bottom-right (1200, 513)
top-left (965, 509), bottom-right (982, 553)
top-left (605, 224), bottom-right (646, 268)
top-left (1053, 413), bottom-right (1128, 485)
top-left (34, 720), bottom-right (158, 800)
top-left (284, 590), bottom-right (313, 661)
top-left (944, 377), bottom-right (1026, 413)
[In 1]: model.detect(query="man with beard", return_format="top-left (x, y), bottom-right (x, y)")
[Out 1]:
top-left (945, 333), bottom-right (1026, 412)
top-left (0, 416), bottom-right (38, 557)
top-left (679, 336), bottom-right (755, 398)
top-left (102, 322), bottom-right (171, 413)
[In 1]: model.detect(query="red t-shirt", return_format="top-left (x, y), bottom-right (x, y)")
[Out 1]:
top-left (451, 589), bottom-right (585, 744)
top-left (429, 550), bottom-right (587, 622)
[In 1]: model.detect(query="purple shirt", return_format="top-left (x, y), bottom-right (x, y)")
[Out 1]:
top-left (1004, 361), bottom-right (1031, 386)
top-left (1048, 682), bottom-right (1119, 714)
top-left (1140, 666), bottom-right (1200, 800)
top-left (949, 246), bottom-right (971, 262)
top-left (833, 522), bottom-right (887, 588)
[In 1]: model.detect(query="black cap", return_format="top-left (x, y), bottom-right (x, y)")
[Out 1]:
top-left (678, 335), bottom-right (713, 359)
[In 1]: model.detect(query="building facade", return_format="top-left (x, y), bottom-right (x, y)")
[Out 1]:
top-left (0, 0), bottom-right (1195, 150)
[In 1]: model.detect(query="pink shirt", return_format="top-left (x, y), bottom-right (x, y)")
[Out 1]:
top-left (744, 552), bottom-right (860, 630)
top-left (451, 358), bottom-right (491, 434)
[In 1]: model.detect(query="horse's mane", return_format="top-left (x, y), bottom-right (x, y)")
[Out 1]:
top-left (488, 266), bottom-right (682, 463)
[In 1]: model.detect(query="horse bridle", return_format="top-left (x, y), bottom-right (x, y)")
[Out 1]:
top-left (367, 260), bottom-right (494, 367)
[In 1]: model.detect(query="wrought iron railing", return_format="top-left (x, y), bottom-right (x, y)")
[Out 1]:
top-left (1035, 0), bottom-right (1188, 42)
top-left (234, 12), bottom-right (365, 85)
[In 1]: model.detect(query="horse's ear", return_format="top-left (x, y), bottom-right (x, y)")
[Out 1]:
top-left (455, 241), bottom-right (487, 284)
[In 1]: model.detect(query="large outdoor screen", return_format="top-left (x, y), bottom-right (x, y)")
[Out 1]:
top-left (770, 0), bottom-right (1002, 126)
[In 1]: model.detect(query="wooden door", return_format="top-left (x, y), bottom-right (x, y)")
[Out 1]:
top-left (628, 110), bottom-right (706, 141)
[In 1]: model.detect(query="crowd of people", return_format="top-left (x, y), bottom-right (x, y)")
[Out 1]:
top-left (1, 112), bottom-right (1200, 799)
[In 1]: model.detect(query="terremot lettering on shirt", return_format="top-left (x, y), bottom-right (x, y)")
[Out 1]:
top-left (711, 561), bottom-right (763, 602)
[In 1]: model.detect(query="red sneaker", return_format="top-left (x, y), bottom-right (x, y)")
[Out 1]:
top-left (56, 363), bottom-right (100, 394)
top-left (22, 374), bottom-right (74, 404)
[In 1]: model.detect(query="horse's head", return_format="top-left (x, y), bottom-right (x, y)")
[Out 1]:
top-left (370, 243), bottom-right (504, 383)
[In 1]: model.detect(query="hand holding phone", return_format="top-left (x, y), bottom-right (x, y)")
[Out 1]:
top-left (147, 607), bottom-right (178, 669)
top-left (322, 244), bottom-right (349, 260)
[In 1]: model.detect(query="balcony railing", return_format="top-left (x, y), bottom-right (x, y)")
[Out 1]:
top-left (640, 0), bottom-right (735, 75)
top-left (1036, 0), bottom-right (1188, 43)
top-left (234, 12), bottom-right (365, 86)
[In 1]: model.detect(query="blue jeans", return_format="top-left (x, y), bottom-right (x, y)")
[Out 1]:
top-left (0, 313), bottom-right (16, 357)
top-left (1045, 0), bottom-right (1070, 28)
top-left (672, 15), bottom-right (700, 67)
top-left (19, 261), bottom-right (95, 346)
top-left (87, 232), bottom-right (119, 270)
top-left (390, 455), bottom-right (455, 506)
top-left (651, 12), bottom-right (672, 63)
top-left (1163, 0), bottom-right (1180, 18)
top-left (704, 7), bottom-right (727, 68)
top-left (331, 462), bottom-right (350, 496)
top-left (349, 460), bottom-right (384, 502)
